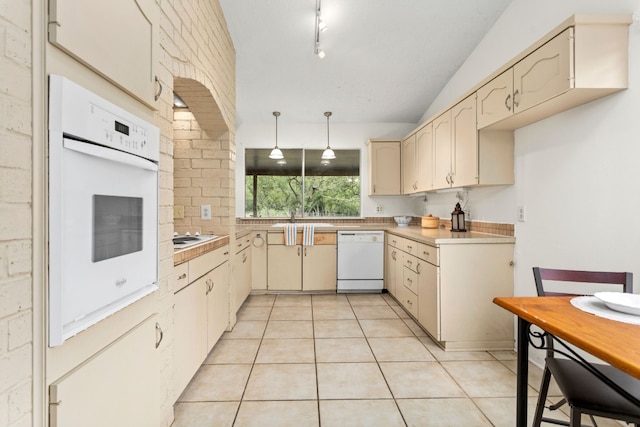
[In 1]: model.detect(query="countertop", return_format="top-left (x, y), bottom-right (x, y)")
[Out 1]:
top-left (175, 224), bottom-right (514, 264)
top-left (236, 224), bottom-right (515, 245)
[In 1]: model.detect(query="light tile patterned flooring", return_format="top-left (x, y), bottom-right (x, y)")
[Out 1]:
top-left (173, 293), bottom-right (624, 427)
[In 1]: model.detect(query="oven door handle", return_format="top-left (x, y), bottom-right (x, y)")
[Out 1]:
top-left (63, 138), bottom-right (158, 172)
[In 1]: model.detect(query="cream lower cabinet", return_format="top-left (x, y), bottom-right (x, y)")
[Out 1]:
top-left (233, 234), bottom-right (252, 312)
top-left (49, 315), bottom-right (161, 427)
top-left (251, 231), bottom-right (268, 290)
top-left (385, 242), bottom-right (402, 296)
top-left (173, 245), bottom-right (229, 399)
top-left (436, 243), bottom-right (514, 350)
top-left (267, 232), bottom-right (336, 291)
top-left (386, 232), bottom-right (514, 350)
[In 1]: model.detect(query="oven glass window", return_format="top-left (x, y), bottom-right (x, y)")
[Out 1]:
top-left (93, 195), bottom-right (143, 262)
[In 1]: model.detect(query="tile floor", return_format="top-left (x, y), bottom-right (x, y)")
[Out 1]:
top-left (173, 293), bottom-right (624, 426)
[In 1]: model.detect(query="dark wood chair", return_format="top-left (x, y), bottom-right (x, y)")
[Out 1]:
top-left (532, 267), bottom-right (640, 427)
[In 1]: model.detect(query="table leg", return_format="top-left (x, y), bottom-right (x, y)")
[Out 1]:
top-left (516, 317), bottom-right (530, 427)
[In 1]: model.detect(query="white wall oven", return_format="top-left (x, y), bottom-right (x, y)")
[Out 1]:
top-left (48, 75), bottom-right (160, 347)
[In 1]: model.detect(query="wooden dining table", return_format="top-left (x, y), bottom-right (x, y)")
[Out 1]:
top-left (493, 296), bottom-right (640, 427)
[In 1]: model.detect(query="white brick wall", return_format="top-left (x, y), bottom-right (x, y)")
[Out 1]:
top-left (0, 0), bottom-right (33, 424)
top-left (1, 0), bottom-right (235, 424)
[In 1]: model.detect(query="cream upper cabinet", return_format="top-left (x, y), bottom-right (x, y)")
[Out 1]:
top-left (368, 140), bottom-right (401, 195)
top-left (401, 134), bottom-right (417, 194)
top-left (450, 95), bottom-right (478, 187)
top-left (402, 124), bottom-right (433, 194)
top-left (477, 69), bottom-right (514, 129)
top-left (513, 27), bottom-right (572, 113)
top-left (433, 110), bottom-right (452, 189)
top-left (415, 123), bottom-right (434, 192)
top-left (478, 16), bottom-right (630, 130)
top-left (49, 0), bottom-right (159, 107)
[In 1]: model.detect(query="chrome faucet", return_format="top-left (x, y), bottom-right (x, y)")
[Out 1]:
top-left (290, 210), bottom-right (296, 223)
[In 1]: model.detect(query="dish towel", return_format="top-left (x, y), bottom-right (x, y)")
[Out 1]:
top-left (284, 224), bottom-right (297, 246)
top-left (303, 224), bottom-right (315, 246)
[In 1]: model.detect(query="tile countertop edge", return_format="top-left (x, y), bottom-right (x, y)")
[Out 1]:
top-left (173, 235), bottom-right (230, 265)
top-left (387, 226), bottom-right (516, 245)
top-left (235, 224), bottom-right (515, 245)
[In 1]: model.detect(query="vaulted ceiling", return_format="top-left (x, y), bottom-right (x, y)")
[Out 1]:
top-left (220, 0), bottom-right (514, 125)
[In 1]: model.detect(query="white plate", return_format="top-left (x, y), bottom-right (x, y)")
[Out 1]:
top-left (593, 292), bottom-right (640, 316)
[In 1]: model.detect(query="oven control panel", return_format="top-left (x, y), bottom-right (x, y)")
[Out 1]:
top-left (88, 103), bottom-right (156, 160)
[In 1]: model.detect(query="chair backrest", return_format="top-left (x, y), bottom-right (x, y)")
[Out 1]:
top-left (533, 267), bottom-right (633, 297)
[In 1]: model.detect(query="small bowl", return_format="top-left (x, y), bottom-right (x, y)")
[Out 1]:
top-left (394, 216), bottom-right (412, 227)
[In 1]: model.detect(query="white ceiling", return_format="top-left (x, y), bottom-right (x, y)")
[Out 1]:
top-left (220, 0), bottom-right (514, 125)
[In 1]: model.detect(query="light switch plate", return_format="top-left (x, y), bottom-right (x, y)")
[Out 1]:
top-left (517, 206), bottom-right (526, 222)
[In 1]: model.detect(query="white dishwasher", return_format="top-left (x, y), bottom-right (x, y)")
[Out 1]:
top-left (337, 230), bottom-right (385, 293)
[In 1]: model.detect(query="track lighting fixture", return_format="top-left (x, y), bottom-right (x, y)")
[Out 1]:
top-left (314, 0), bottom-right (326, 59)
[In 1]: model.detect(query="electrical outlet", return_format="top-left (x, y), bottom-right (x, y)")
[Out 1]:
top-left (517, 206), bottom-right (526, 222)
top-left (376, 205), bottom-right (384, 213)
top-left (201, 204), bottom-right (212, 220)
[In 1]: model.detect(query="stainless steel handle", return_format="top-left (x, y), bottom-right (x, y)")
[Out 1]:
top-left (513, 89), bottom-right (520, 108)
top-left (178, 273), bottom-right (187, 280)
top-left (504, 93), bottom-right (512, 111)
top-left (155, 322), bottom-right (164, 348)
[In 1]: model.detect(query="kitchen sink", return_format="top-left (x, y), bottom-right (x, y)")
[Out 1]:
top-left (271, 222), bottom-right (333, 227)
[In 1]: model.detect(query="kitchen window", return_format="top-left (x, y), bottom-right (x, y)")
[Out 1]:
top-left (245, 148), bottom-right (360, 218)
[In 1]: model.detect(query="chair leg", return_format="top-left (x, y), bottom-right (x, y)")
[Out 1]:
top-left (570, 407), bottom-right (581, 427)
top-left (533, 366), bottom-right (553, 427)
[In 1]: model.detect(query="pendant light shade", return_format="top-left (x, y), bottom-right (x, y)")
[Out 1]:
top-left (321, 111), bottom-right (336, 160)
top-left (269, 111), bottom-right (284, 160)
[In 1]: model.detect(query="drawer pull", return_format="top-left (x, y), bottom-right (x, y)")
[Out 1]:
top-left (178, 273), bottom-right (187, 280)
top-left (406, 245), bottom-right (412, 250)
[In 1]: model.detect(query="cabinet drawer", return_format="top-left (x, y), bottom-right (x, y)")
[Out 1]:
top-left (387, 234), bottom-right (402, 248)
top-left (399, 238), bottom-right (418, 256)
top-left (189, 245), bottom-right (229, 281)
top-left (417, 243), bottom-right (438, 266)
top-left (235, 234), bottom-right (251, 253)
top-left (397, 282), bottom-right (418, 318)
top-left (403, 254), bottom-right (418, 273)
top-left (175, 262), bottom-right (189, 292)
top-left (403, 267), bottom-right (419, 296)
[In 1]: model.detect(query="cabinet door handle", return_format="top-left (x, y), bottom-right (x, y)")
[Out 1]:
top-left (504, 93), bottom-right (512, 111)
top-left (392, 250), bottom-right (396, 261)
top-left (513, 89), bottom-right (520, 108)
top-left (178, 273), bottom-right (187, 280)
top-left (155, 322), bottom-right (164, 349)
top-left (154, 76), bottom-right (163, 102)
top-left (297, 247), bottom-right (301, 256)
top-left (373, 184), bottom-right (376, 193)
top-left (449, 174), bottom-right (454, 185)
top-left (417, 263), bottom-right (421, 274)
top-left (242, 253), bottom-right (247, 263)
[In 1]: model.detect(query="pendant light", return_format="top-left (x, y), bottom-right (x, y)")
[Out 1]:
top-left (321, 111), bottom-right (336, 160)
top-left (268, 111), bottom-right (284, 160)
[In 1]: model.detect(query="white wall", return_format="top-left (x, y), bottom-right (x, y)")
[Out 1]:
top-left (423, 0), bottom-right (640, 362)
top-left (235, 121), bottom-right (418, 218)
